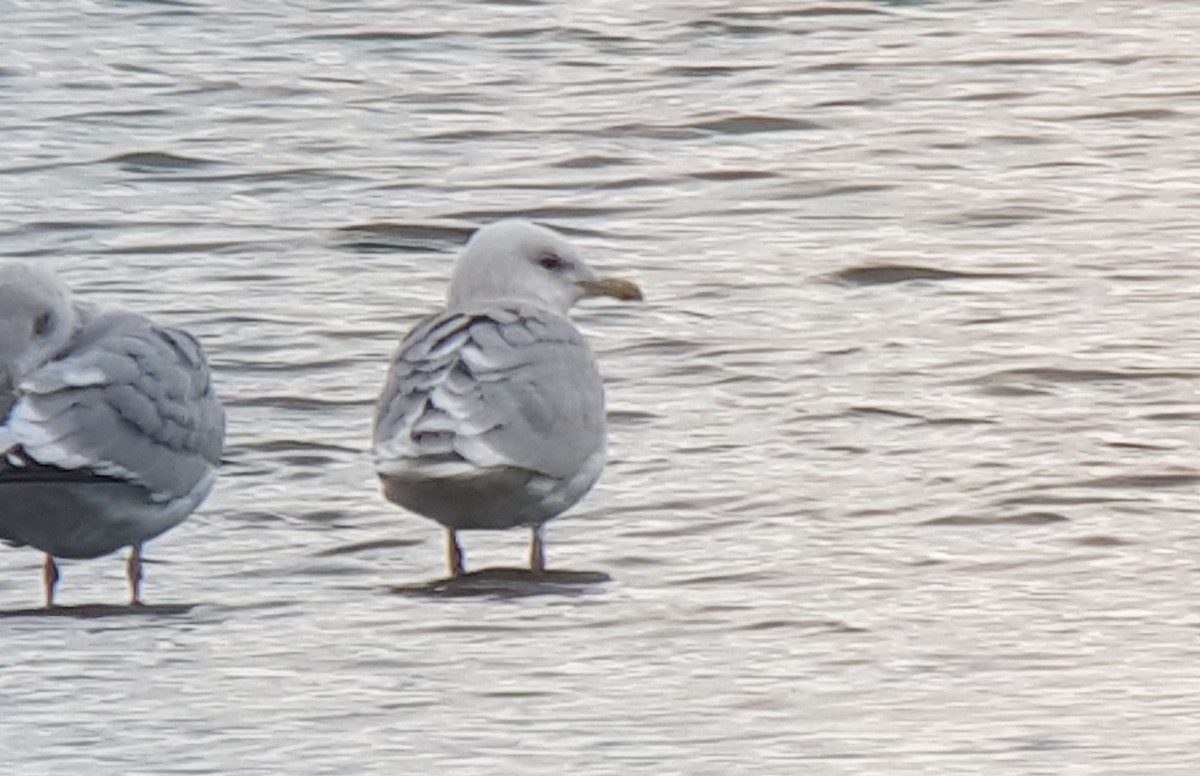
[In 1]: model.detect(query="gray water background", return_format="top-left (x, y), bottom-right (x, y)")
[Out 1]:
top-left (1, 1), bottom-right (1199, 773)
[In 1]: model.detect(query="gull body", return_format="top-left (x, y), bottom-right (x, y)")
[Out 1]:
top-left (373, 220), bottom-right (640, 576)
top-left (0, 263), bottom-right (225, 606)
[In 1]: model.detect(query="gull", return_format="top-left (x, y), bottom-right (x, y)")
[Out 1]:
top-left (373, 220), bottom-right (641, 577)
top-left (0, 263), bottom-right (225, 607)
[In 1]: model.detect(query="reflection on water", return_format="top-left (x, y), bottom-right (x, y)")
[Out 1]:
top-left (3, 1), bottom-right (1200, 773)
top-left (389, 569), bottom-right (613, 599)
top-left (0, 603), bottom-right (198, 620)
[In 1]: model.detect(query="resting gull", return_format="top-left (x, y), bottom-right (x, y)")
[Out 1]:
top-left (373, 220), bottom-right (641, 577)
top-left (0, 263), bottom-right (225, 606)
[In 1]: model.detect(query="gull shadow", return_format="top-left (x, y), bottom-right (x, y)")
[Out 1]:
top-left (389, 567), bottom-right (611, 599)
top-left (0, 603), bottom-right (197, 619)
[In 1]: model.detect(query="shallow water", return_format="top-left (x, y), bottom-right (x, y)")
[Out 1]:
top-left (3, 1), bottom-right (1200, 773)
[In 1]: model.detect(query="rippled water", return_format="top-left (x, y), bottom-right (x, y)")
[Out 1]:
top-left (3, 1), bottom-right (1200, 773)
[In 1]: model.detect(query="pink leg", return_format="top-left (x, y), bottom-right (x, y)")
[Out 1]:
top-left (42, 555), bottom-right (59, 608)
top-left (126, 543), bottom-right (144, 606)
top-left (447, 530), bottom-right (465, 578)
top-left (530, 526), bottom-right (546, 574)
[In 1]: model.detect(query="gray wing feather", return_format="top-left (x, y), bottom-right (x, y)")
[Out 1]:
top-left (374, 304), bottom-right (605, 479)
top-left (9, 310), bottom-right (225, 499)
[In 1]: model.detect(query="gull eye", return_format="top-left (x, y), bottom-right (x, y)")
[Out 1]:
top-left (33, 311), bottom-right (52, 337)
top-left (538, 254), bottom-right (567, 271)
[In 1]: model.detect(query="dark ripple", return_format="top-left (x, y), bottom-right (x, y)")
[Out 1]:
top-left (829, 265), bottom-right (1022, 286)
top-left (916, 416), bottom-right (996, 427)
top-left (977, 384), bottom-right (1053, 398)
top-left (593, 123), bottom-right (706, 140)
top-left (984, 134), bottom-right (1056, 146)
top-left (419, 128), bottom-right (538, 142)
top-left (740, 618), bottom-right (868, 634)
top-left (844, 405), bottom-right (993, 426)
top-left (689, 169), bottom-right (778, 182)
top-left (976, 367), bottom-right (1197, 384)
top-left (1106, 440), bottom-right (1177, 451)
top-left (96, 240), bottom-right (251, 256)
top-left (795, 183), bottom-right (898, 201)
top-left (116, 0), bottom-right (203, 7)
top-left (594, 176), bottom-right (676, 191)
top-left (672, 569), bottom-right (779, 587)
top-left (1053, 108), bottom-right (1182, 122)
top-left (1072, 536), bottom-right (1134, 547)
top-left (716, 6), bottom-right (887, 19)
top-left (945, 55), bottom-right (1146, 68)
top-left (998, 494), bottom-right (1142, 507)
top-left (607, 409), bottom-right (659, 426)
top-left (962, 311), bottom-right (1057, 327)
top-left (944, 205), bottom-right (1078, 227)
top-left (479, 689), bottom-right (556, 699)
top-left (658, 364), bottom-right (746, 384)
top-left (550, 154), bottom-right (635, 169)
top-left (692, 115), bottom-right (824, 134)
top-left (333, 222), bottom-right (469, 253)
top-left (300, 29), bottom-right (448, 43)
top-left (961, 90), bottom-right (1037, 102)
top-left (1144, 412), bottom-right (1200, 421)
top-left (51, 108), bottom-right (174, 124)
top-left (279, 455), bottom-right (343, 469)
top-left (100, 151), bottom-right (217, 171)
top-left (922, 513), bottom-right (1069, 527)
top-left (849, 405), bottom-right (924, 420)
top-left (1064, 473), bottom-right (1200, 490)
top-left (220, 509), bottom-right (287, 524)
top-left (142, 167), bottom-right (368, 184)
top-left (691, 21), bottom-right (782, 36)
top-left (609, 336), bottom-right (700, 357)
top-left (0, 219), bottom-right (197, 236)
top-left (479, 25), bottom-right (561, 39)
top-left (658, 64), bottom-right (768, 77)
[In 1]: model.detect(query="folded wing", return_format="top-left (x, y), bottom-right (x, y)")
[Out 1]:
top-left (2, 311), bottom-right (225, 502)
top-left (373, 304), bottom-right (606, 480)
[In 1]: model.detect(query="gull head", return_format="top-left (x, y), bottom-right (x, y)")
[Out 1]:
top-left (0, 263), bottom-right (77, 392)
top-left (447, 220), bottom-right (642, 315)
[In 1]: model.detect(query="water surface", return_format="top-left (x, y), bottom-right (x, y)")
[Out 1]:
top-left (2, 1), bottom-right (1199, 773)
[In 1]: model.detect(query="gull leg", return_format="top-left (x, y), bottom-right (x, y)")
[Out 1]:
top-left (126, 543), bottom-right (144, 606)
top-left (530, 525), bottom-right (546, 574)
top-left (447, 530), bottom-right (465, 578)
top-left (42, 555), bottom-right (59, 608)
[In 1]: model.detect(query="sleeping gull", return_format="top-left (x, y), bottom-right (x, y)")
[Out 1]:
top-left (0, 263), bottom-right (225, 607)
top-left (373, 220), bottom-right (641, 577)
